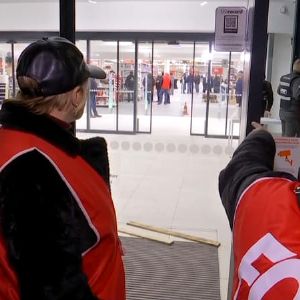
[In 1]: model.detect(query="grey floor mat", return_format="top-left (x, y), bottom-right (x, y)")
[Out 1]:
top-left (121, 236), bottom-right (220, 300)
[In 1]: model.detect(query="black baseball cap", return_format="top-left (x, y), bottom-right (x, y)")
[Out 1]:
top-left (16, 36), bottom-right (106, 97)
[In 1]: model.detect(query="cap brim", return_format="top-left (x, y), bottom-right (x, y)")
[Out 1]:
top-left (87, 64), bottom-right (106, 79)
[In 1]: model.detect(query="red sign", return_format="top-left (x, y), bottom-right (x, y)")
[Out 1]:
top-left (212, 67), bottom-right (224, 75)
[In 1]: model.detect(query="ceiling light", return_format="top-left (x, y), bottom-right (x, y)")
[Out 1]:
top-left (88, 0), bottom-right (97, 4)
top-left (200, 1), bottom-right (207, 6)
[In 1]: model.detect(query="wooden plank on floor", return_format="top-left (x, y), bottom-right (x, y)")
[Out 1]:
top-left (127, 221), bottom-right (220, 247)
top-left (118, 225), bottom-right (174, 245)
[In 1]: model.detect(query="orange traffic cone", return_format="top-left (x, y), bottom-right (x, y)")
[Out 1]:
top-left (183, 102), bottom-right (188, 115)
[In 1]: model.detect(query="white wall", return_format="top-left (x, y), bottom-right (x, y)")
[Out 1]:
top-left (268, 0), bottom-right (296, 35)
top-left (0, 0), bottom-right (295, 35)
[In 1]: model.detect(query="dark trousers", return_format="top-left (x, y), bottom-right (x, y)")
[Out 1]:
top-left (236, 95), bottom-right (242, 107)
top-left (280, 109), bottom-right (300, 137)
top-left (127, 90), bottom-right (134, 101)
top-left (90, 94), bottom-right (98, 116)
top-left (159, 88), bottom-right (170, 104)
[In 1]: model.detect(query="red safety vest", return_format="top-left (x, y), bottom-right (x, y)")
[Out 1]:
top-left (0, 128), bottom-right (125, 300)
top-left (232, 177), bottom-right (300, 299)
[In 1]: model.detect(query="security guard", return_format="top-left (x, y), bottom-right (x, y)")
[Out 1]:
top-left (277, 59), bottom-right (300, 136)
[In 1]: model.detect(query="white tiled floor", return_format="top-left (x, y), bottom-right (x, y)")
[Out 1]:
top-left (78, 125), bottom-right (238, 300)
top-left (76, 89), bottom-right (242, 300)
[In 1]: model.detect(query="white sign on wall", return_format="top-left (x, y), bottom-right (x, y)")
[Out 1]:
top-left (274, 137), bottom-right (300, 178)
top-left (215, 7), bottom-right (247, 52)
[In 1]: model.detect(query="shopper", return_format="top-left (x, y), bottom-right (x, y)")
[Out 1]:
top-left (194, 72), bottom-right (201, 94)
top-left (219, 122), bottom-right (300, 299)
top-left (235, 71), bottom-right (243, 106)
top-left (89, 78), bottom-right (101, 117)
top-left (0, 37), bottom-right (125, 300)
top-left (277, 58), bottom-right (300, 136)
top-left (261, 76), bottom-right (273, 117)
top-left (158, 72), bottom-right (171, 105)
top-left (125, 70), bottom-right (135, 102)
top-left (143, 72), bottom-right (154, 104)
top-left (155, 72), bottom-right (163, 102)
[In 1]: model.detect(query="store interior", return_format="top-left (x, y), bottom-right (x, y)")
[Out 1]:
top-left (0, 40), bottom-right (245, 137)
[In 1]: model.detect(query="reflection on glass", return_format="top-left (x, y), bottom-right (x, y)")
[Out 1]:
top-left (118, 41), bottom-right (135, 132)
top-left (13, 43), bottom-right (30, 98)
top-left (137, 42), bottom-right (152, 132)
top-left (204, 50), bottom-right (246, 137)
top-left (152, 42), bottom-right (194, 134)
top-left (191, 43), bottom-right (210, 135)
top-left (0, 43), bottom-right (13, 102)
top-left (77, 40), bottom-right (118, 131)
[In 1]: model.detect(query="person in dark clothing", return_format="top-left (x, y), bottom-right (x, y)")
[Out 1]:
top-left (277, 59), bottom-right (300, 136)
top-left (89, 78), bottom-right (101, 117)
top-left (142, 73), bottom-right (154, 104)
top-left (235, 71), bottom-right (243, 106)
top-left (155, 72), bottom-right (163, 102)
top-left (186, 72), bottom-right (194, 94)
top-left (261, 78), bottom-right (273, 117)
top-left (213, 75), bottom-right (221, 93)
top-left (194, 73), bottom-right (201, 93)
top-left (0, 37), bottom-right (125, 300)
top-left (219, 124), bottom-right (300, 299)
top-left (125, 70), bottom-right (135, 101)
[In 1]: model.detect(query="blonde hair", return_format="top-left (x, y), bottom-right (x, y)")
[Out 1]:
top-left (293, 59), bottom-right (300, 74)
top-left (4, 77), bottom-right (88, 115)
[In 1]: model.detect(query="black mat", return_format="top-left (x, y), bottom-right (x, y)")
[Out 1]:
top-left (120, 236), bottom-right (221, 300)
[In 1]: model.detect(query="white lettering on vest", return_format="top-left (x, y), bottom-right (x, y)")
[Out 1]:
top-left (233, 233), bottom-right (297, 300)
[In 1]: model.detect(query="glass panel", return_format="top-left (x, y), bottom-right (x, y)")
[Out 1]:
top-left (191, 42), bottom-right (210, 135)
top-left (137, 42), bottom-right (152, 133)
top-left (13, 43), bottom-right (31, 96)
top-left (205, 50), bottom-right (245, 137)
top-left (152, 42), bottom-right (194, 135)
top-left (206, 50), bottom-right (230, 136)
top-left (119, 41), bottom-right (135, 132)
top-left (89, 40), bottom-right (117, 131)
top-left (76, 40), bottom-right (88, 130)
top-left (0, 43), bottom-right (13, 102)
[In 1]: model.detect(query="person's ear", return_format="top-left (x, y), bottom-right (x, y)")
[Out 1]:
top-left (71, 86), bottom-right (83, 108)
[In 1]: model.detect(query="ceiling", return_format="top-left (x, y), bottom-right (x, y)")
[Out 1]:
top-left (0, 0), bottom-right (287, 2)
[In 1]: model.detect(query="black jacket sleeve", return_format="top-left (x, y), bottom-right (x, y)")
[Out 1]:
top-left (219, 129), bottom-right (295, 229)
top-left (0, 150), bottom-right (99, 300)
top-left (265, 81), bottom-right (274, 111)
top-left (80, 137), bottom-right (111, 190)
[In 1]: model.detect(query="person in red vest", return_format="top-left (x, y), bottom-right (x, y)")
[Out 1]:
top-left (0, 37), bottom-right (125, 300)
top-left (219, 122), bottom-right (300, 299)
top-left (158, 72), bottom-right (171, 105)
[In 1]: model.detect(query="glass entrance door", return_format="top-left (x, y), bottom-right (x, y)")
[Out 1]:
top-left (136, 41), bottom-right (153, 133)
top-left (190, 42), bottom-right (210, 135)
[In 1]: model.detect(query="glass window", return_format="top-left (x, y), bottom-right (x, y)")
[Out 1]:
top-left (119, 41), bottom-right (136, 132)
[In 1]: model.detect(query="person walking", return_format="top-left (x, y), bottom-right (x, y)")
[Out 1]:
top-left (125, 71), bottom-right (135, 102)
top-left (0, 37), bottom-right (125, 300)
top-left (235, 71), bottom-right (243, 106)
top-left (159, 72), bottom-right (171, 105)
top-left (155, 72), bottom-right (163, 102)
top-left (89, 78), bottom-right (101, 117)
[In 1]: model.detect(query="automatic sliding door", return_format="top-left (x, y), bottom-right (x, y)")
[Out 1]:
top-left (206, 51), bottom-right (245, 137)
top-left (152, 42), bottom-right (194, 134)
top-left (206, 51), bottom-right (230, 136)
top-left (77, 40), bottom-right (118, 131)
top-left (137, 41), bottom-right (153, 133)
top-left (118, 41), bottom-right (135, 132)
top-left (191, 43), bottom-right (210, 135)
top-left (0, 43), bottom-right (14, 101)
